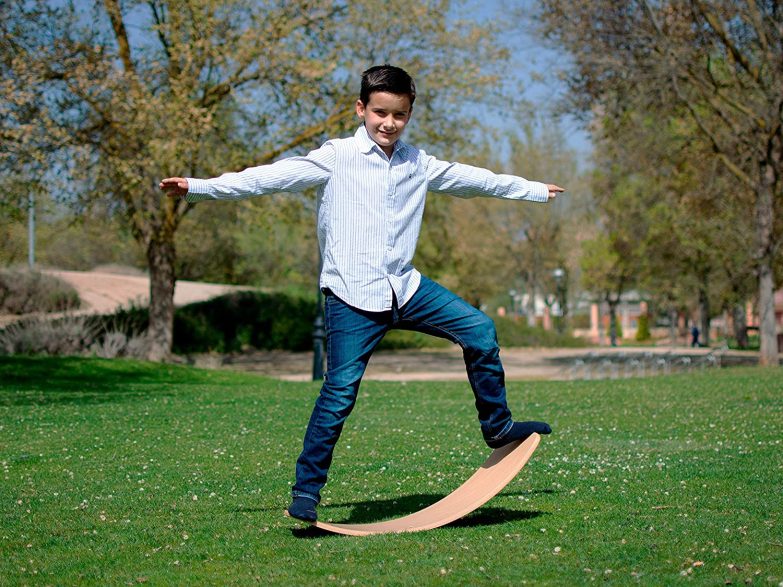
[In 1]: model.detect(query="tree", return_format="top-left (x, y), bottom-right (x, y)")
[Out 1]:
top-left (620, 108), bottom-right (756, 347)
top-left (579, 169), bottom-right (650, 346)
top-left (536, 0), bottom-right (782, 364)
top-left (414, 120), bottom-right (583, 314)
top-left (2, 0), bottom-right (519, 359)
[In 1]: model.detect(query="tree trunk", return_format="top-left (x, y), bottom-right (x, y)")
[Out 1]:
top-left (525, 282), bottom-right (537, 327)
top-left (669, 308), bottom-right (678, 346)
top-left (732, 303), bottom-right (748, 350)
top-left (755, 163), bottom-right (779, 366)
top-left (698, 285), bottom-right (710, 347)
top-left (757, 261), bottom-right (778, 365)
top-left (608, 300), bottom-right (619, 347)
top-left (146, 236), bottom-right (176, 361)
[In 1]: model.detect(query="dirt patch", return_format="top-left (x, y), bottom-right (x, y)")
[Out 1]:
top-left (0, 269), bottom-right (253, 326)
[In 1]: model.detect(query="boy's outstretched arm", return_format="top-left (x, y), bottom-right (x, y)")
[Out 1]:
top-left (425, 156), bottom-right (564, 203)
top-left (159, 177), bottom-right (189, 198)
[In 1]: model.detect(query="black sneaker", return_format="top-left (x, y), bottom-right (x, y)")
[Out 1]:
top-left (287, 496), bottom-right (318, 522)
top-left (486, 421), bottom-right (552, 449)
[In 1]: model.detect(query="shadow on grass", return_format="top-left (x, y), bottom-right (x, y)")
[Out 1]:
top-left (0, 356), bottom-right (181, 406)
top-left (290, 492), bottom-right (547, 538)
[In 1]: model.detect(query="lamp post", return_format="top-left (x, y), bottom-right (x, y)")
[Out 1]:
top-left (553, 267), bottom-right (567, 334)
top-left (28, 192), bottom-right (35, 269)
top-left (311, 286), bottom-right (325, 380)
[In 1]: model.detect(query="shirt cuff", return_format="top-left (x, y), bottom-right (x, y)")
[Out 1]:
top-left (184, 178), bottom-right (213, 203)
top-left (505, 179), bottom-right (549, 202)
top-left (526, 181), bottom-right (550, 202)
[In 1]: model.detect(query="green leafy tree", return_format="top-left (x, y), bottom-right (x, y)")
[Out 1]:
top-left (415, 121), bottom-right (584, 315)
top-left (536, 0), bottom-right (782, 364)
top-left (2, 0), bottom-right (520, 359)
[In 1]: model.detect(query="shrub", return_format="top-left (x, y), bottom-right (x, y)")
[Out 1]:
top-left (612, 318), bottom-right (623, 340)
top-left (0, 315), bottom-right (99, 356)
top-left (377, 329), bottom-right (451, 350)
top-left (0, 269), bottom-right (81, 314)
top-left (569, 313), bottom-right (591, 329)
top-left (635, 313), bottom-right (651, 341)
top-left (172, 290), bottom-right (318, 353)
top-left (94, 304), bottom-right (149, 338)
top-left (493, 316), bottom-right (587, 348)
top-left (0, 314), bottom-right (149, 358)
top-left (168, 293), bottom-right (587, 353)
top-left (1, 289), bottom-right (587, 358)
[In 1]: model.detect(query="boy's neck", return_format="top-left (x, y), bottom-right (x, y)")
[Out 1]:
top-left (379, 141), bottom-right (396, 158)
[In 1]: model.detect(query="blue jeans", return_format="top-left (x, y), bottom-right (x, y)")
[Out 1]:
top-left (292, 276), bottom-right (514, 503)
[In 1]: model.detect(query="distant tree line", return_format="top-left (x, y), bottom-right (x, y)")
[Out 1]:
top-left (535, 0), bottom-right (782, 363)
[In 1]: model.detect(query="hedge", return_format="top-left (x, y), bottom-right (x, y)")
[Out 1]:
top-left (90, 290), bottom-right (586, 354)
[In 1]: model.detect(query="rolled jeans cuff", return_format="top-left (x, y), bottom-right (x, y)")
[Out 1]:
top-left (291, 490), bottom-right (320, 504)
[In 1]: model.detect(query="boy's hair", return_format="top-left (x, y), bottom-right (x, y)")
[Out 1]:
top-left (359, 65), bottom-right (416, 106)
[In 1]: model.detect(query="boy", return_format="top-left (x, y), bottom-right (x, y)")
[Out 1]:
top-left (161, 65), bottom-right (564, 522)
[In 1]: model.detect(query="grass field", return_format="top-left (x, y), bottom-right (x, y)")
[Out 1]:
top-left (1, 357), bottom-right (782, 585)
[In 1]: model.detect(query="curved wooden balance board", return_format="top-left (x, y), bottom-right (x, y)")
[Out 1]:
top-left (300, 432), bottom-right (540, 536)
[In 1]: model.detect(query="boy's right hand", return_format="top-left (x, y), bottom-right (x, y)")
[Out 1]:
top-left (159, 177), bottom-right (189, 198)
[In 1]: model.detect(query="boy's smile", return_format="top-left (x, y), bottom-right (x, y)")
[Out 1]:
top-left (356, 91), bottom-right (412, 157)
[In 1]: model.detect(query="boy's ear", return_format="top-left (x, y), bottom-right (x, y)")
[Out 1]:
top-left (355, 99), bottom-right (365, 120)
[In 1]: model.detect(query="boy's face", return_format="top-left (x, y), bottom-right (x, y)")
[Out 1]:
top-left (356, 91), bottom-right (413, 156)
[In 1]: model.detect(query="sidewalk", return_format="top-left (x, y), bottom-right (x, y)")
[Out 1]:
top-left (194, 345), bottom-right (757, 382)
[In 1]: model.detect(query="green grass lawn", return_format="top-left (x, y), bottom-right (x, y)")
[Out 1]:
top-left (1, 357), bottom-right (781, 585)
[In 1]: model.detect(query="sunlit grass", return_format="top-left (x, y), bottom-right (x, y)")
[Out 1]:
top-left (1, 357), bottom-right (781, 585)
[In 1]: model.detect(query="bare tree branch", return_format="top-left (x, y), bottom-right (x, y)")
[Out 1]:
top-left (102, 0), bottom-right (135, 76)
top-left (257, 104), bottom-right (356, 163)
top-left (692, 0), bottom-right (761, 85)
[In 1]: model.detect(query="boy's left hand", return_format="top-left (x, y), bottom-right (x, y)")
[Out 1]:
top-left (159, 177), bottom-right (189, 198)
top-left (547, 184), bottom-right (565, 200)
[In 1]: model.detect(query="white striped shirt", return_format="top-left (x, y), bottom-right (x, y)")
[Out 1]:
top-left (186, 125), bottom-right (550, 312)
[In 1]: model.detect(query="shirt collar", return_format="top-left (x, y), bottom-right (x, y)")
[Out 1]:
top-left (355, 124), bottom-right (409, 158)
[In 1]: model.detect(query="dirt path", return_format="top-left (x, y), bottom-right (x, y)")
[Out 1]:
top-left (0, 269), bottom-right (252, 326)
top-left (45, 269), bottom-right (251, 314)
top-left (197, 345), bottom-right (744, 382)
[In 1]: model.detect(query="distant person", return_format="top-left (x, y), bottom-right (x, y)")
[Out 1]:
top-left (691, 324), bottom-right (700, 347)
top-left (160, 65), bottom-right (564, 523)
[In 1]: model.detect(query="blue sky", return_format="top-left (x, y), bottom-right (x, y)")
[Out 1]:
top-left (111, 0), bottom-right (592, 159)
top-left (458, 0), bottom-right (592, 158)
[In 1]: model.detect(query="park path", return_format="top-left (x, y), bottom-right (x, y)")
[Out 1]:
top-left (44, 269), bottom-right (251, 314)
top-left (197, 345), bottom-right (741, 382)
top-left (0, 269), bottom-right (252, 326)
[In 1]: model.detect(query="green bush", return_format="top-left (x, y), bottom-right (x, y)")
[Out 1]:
top-left (172, 290), bottom-right (318, 353)
top-left (605, 316), bottom-right (623, 341)
top-left (493, 316), bottom-right (587, 348)
top-left (377, 329), bottom-right (451, 350)
top-left (727, 333), bottom-right (760, 351)
top-left (0, 269), bottom-right (81, 314)
top-left (635, 313), bottom-right (651, 341)
top-left (87, 291), bottom-right (318, 354)
top-left (89, 292), bottom-right (587, 354)
top-left (569, 313), bottom-right (590, 329)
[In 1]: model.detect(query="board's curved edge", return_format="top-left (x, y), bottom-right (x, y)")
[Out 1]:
top-left (298, 433), bottom-right (540, 536)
